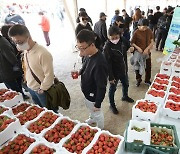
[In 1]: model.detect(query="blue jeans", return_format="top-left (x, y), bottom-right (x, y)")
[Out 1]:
top-left (109, 75), bottom-right (129, 107)
top-left (27, 88), bottom-right (46, 107)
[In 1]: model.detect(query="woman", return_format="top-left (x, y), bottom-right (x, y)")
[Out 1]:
top-left (132, 8), bottom-right (143, 31)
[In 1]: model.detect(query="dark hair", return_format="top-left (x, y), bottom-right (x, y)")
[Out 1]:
top-left (38, 11), bottom-right (44, 15)
top-left (149, 9), bottom-right (153, 14)
top-left (76, 29), bottom-right (95, 44)
top-left (122, 9), bottom-right (126, 12)
top-left (1, 25), bottom-right (12, 38)
top-left (108, 26), bottom-right (120, 36)
top-left (115, 9), bottom-right (120, 15)
top-left (138, 18), bottom-right (149, 26)
top-left (156, 6), bottom-right (160, 10)
top-left (141, 11), bottom-right (145, 15)
top-left (79, 11), bottom-right (88, 17)
top-left (79, 8), bottom-right (86, 12)
top-left (8, 24), bottom-right (30, 37)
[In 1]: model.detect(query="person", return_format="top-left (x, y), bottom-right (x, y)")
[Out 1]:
top-left (8, 24), bottom-right (55, 110)
top-left (94, 12), bottom-right (108, 48)
top-left (0, 34), bottom-right (29, 100)
top-left (76, 8), bottom-right (93, 26)
top-left (153, 6), bottom-right (163, 39)
top-left (103, 26), bottom-right (134, 114)
top-left (131, 19), bottom-right (154, 87)
top-left (1, 25), bottom-right (30, 95)
top-left (132, 8), bottom-right (143, 31)
top-left (156, 9), bottom-right (171, 51)
top-left (5, 8), bottom-right (25, 25)
top-left (76, 29), bottom-right (108, 129)
top-left (111, 9), bottom-right (120, 25)
top-left (38, 11), bottom-right (50, 46)
top-left (75, 11), bottom-right (92, 36)
top-left (141, 11), bottom-right (146, 18)
top-left (147, 9), bottom-right (155, 31)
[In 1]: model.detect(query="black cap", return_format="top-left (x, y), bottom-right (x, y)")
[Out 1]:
top-left (100, 12), bottom-right (107, 18)
top-left (115, 16), bottom-right (124, 23)
top-left (79, 11), bottom-right (88, 17)
top-left (138, 18), bottom-right (149, 26)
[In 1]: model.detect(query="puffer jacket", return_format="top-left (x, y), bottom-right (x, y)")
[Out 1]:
top-left (0, 35), bottom-right (22, 82)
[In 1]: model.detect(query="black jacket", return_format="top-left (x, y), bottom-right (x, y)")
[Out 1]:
top-left (154, 12), bottom-right (163, 24)
top-left (75, 23), bottom-right (92, 36)
top-left (103, 37), bottom-right (130, 81)
top-left (94, 19), bottom-right (108, 46)
top-left (80, 51), bottom-right (108, 108)
top-left (0, 36), bottom-right (21, 82)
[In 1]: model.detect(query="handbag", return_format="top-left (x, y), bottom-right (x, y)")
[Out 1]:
top-left (25, 53), bottom-right (71, 110)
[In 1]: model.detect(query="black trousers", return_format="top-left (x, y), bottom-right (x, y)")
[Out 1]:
top-left (156, 29), bottom-right (168, 50)
top-left (43, 31), bottom-right (50, 46)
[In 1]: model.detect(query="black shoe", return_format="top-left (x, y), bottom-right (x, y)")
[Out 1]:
top-left (23, 95), bottom-right (30, 100)
top-left (136, 79), bottom-right (142, 87)
top-left (145, 81), bottom-right (152, 86)
top-left (109, 106), bottom-right (119, 114)
top-left (121, 96), bottom-right (134, 103)
top-left (156, 48), bottom-right (158, 51)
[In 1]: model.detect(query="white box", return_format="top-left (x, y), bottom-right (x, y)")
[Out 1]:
top-left (172, 63), bottom-right (180, 77)
top-left (83, 130), bottom-right (124, 154)
top-left (167, 93), bottom-right (180, 103)
top-left (163, 100), bottom-right (180, 119)
top-left (160, 61), bottom-right (172, 76)
top-left (0, 114), bottom-right (22, 146)
top-left (127, 120), bottom-right (151, 145)
top-left (0, 105), bottom-right (13, 117)
top-left (145, 89), bottom-right (167, 105)
top-left (153, 77), bottom-right (169, 86)
top-left (59, 123), bottom-right (100, 154)
top-left (150, 82), bottom-right (168, 92)
top-left (132, 99), bottom-right (161, 123)
top-left (0, 91), bottom-right (23, 108)
top-left (40, 116), bottom-right (79, 146)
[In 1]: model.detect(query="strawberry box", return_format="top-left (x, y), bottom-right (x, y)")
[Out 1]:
top-left (12, 101), bottom-right (32, 116)
top-left (132, 99), bottom-right (161, 122)
top-left (169, 87), bottom-right (180, 95)
top-left (0, 89), bottom-right (9, 96)
top-left (24, 111), bottom-right (60, 137)
top-left (24, 141), bottom-right (58, 154)
top-left (0, 114), bottom-right (22, 146)
top-left (16, 105), bottom-right (45, 125)
top-left (160, 61), bottom-right (172, 76)
top-left (163, 100), bottom-right (180, 119)
top-left (0, 132), bottom-right (37, 153)
top-left (0, 91), bottom-right (23, 107)
top-left (150, 82), bottom-right (168, 91)
top-left (41, 116), bottom-right (79, 146)
top-left (83, 130), bottom-right (124, 154)
top-left (171, 76), bottom-right (180, 83)
top-left (59, 123), bottom-right (100, 154)
top-left (153, 77), bottom-right (169, 86)
top-left (172, 63), bottom-right (180, 77)
top-left (171, 81), bottom-right (180, 89)
top-left (145, 89), bottom-right (167, 105)
top-left (0, 105), bottom-right (13, 116)
top-left (167, 93), bottom-right (180, 103)
top-left (126, 120), bottom-right (151, 145)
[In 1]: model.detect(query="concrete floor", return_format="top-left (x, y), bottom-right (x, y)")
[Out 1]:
top-left (0, 13), bottom-right (165, 136)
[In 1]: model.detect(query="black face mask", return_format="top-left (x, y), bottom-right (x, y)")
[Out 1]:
top-left (119, 24), bottom-right (124, 28)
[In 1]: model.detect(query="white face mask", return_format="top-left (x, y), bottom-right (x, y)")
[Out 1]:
top-left (17, 39), bottom-right (30, 50)
top-left (110, 38), bottom-right (120, 44)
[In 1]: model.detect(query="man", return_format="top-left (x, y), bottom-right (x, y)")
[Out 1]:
top-left (75, 11), bottom-right (92, 36)
top-left (9, 24), bottom-right (54, 109)
top-left (0, 34), bottom-right (28, 100)
top-left (131, 19), bottom-right (154, 87)
top-left (38, 11), bottom-right (50, 46)
top-left (147, 9), bottom-right (155, 31)
top-left (76, 29), bottom-right (108, 129)
top-left (111, 9), bottom-right (120, 25)
top-left (104, 26), bottom-right (134, 115)
top-left (94, 12), bottom-right (108, 48)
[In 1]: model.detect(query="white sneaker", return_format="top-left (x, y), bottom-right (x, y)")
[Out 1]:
top-left (85, 118), bottom-right (96, 125)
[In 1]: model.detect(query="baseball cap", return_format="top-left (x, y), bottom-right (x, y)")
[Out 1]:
top-left (100, 12), bottom-right (107, 18)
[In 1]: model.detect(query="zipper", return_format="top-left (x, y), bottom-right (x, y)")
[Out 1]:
top-left (111, 48), bottom-right (127, 74)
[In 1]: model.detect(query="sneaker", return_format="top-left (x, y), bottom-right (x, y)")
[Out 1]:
top-left (109, 106), bottom-right (119, 114)
top-left (136, 79), bottom-right (142, 87)
top-left (85, 118), bottom-right (96, 125)
top-left (23, 95), bottom-right (30, 100)
top-left (145, 81), bottom-right (152, 86)
top-left (121, 96), bottom-right (134, 103)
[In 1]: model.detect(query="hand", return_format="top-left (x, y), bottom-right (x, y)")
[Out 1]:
top-left (38, 89), bottom-right (44, 94)
top-left (109, 79), bottom-right (116, 84)
top-left (143, 48), bottom-right (150, 55)
top-left (93, 106), bottom-right (100, 112)
top-left (129, 47), bottom-right (134, 53)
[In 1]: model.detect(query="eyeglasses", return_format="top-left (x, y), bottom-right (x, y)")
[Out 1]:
top-left (82, 17), bottom-right (88, 21)
top-left (75, 43), bottom-right (92, 51)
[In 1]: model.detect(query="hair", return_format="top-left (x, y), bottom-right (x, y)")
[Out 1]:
top-left (149, 9), bottom-right (153, 14)
top-left (76, 29), bottom-right (95, 44)
top-left (79, 8), bottom-right (86, 12)
top-left (1, 25), bottom-right (12, 38)
top-left (115, 9), bottom-right (120, 15)
top-left (79, 11), bottom-right (88, 17)
top-left (138, 18), bottom-right (149, 26)
top-left (38, 11), bottom-right (44, 15)
top-left (141, 11), bottom-right (145, 15)
top-left (122, 9), bottom-right (126, 12)
top-left (108, 26), bottom-right (120, 36)
top-left (8, 24), bottom-right (30, 37)
top-left (156, 6), bottom-right (160, 10)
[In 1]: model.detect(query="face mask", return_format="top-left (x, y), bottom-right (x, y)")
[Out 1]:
top-left (17, 39), bottom-right (30, 50)
top-left (110, 38), bottom-right (120, 44)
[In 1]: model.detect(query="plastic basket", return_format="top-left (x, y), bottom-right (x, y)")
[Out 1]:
top-left (124, 122), bottom-right (180, 154)
top-left (142, 146), bottom-right (167, 154)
